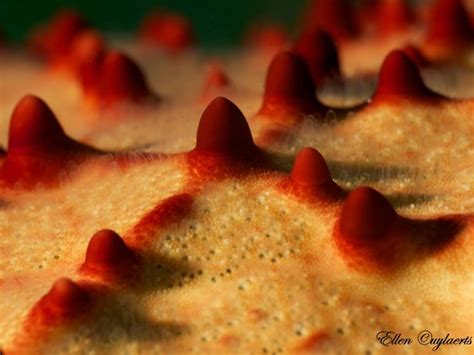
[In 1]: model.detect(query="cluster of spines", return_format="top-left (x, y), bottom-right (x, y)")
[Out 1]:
top-left (27, 11), bottom-right (158, 108)
top-left (16, 0), bottom-right (474, 119)
top-left (2, 0), bottom-right (472, 347)
top-left (21, 190), bottom-right (196, 340)
top-left (25, 229), bottom-right (135, 332)
top-left (301, 0), bottom-right (474, 59)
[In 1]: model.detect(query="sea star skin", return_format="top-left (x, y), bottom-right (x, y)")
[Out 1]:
top-left (0, 89), bottom-right (472, 353)
top-left (0, 2), bottom-right (474, 354)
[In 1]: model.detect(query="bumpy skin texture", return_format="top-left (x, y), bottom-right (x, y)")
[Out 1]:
top-left (0, 3), bottom-right (474, 355)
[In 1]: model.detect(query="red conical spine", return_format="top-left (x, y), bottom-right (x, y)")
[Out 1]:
top-left (304, 0), bottom-right (358, 41)
top-left (291, 148), bottom-right (332, 186)
top-left (293, 30), bottom-right (340, 85)
top-left (73, 32), bottom-right (106, 100)
top-left (244, 24), bottom-right (289, 52)
top-left (201, 63), bottom-right (230, 102)
top-left (258, 51), bottom-right (326, 117)
top-left (7, 95), bottom-right (76, 155)
top-left (372, 50), bottom-right (441, 104)
top-left (338, 186), bottom-right (397, 245)
top-left (98, 51), bottom-right (156, 106)
top-left (425, 0), bottom-right (474, 51)
top-left (194, 97), bottom-right (257, 157)
top-left (29, 10), bottom-right (88, 63)
top-left (333, 186), bottom-right (413, 271)
top-left (70, 30), bottom-right (106, 74)
top-left (356, 0), bottom-right (378, 33)
top-left (80, 229), bottom-right (136, 278)
top-left (286, 147), bottom-right (344, 201)
top-left (377, 0), bottom-right (414, 36)
top-left (1, 95), bottom-right (95, 186)
top-left (29, 278), bottom-right (90, 326)
top-left (140, 11), bottom-right (195, 52)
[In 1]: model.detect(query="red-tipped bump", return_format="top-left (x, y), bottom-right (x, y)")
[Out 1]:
top-left (293, 30), bottom-right (340, 85)
top-left (377, 0), bottom-right (414, 36)
top-left (426, 0), bottom-right (474, 50)
top-left (73, 32), bottom-right (106, 97)
top-left (29, 10), bottom-right (88, 62)
top-left (8, 95), bottom-right (73, 154)
top-left (339, 186), bottom-right (397, 244)
top-left (245, 24), bottom-right (289, 51)
top-left (195, 97), bottom-right (257, 157)
top-left (373, 50), bottom-right (440, 103)
top-left (259, 51), bottom-right (326, 116)
top-left (2, 95), bottom-right (95, 187)
top-left (305, 0), bottom-right (358, 41)
top-left (201, 64), bottom-right (230, 101)
top-left (99, 51), bottom-right (155, 106)
top-left (291, 148), bottom-right (332, 187)
top-left (35, 278), bottom-right (90, 322)
top-left (70, 30), bottom-right (106, 72)
top-left (82, 229), bottom-right (135, 274)
top-left (287, 147), bottom-right (344, 200)
top-left (140, 11), bottom-right (195, 52)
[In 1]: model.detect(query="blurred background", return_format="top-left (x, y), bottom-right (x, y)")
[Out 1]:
top-left (0, 0), bottom-right (309, 46)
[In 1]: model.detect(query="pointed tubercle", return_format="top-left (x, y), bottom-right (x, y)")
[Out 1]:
top-left (339, 186), bottom-right (397, 244)
top-left (81, 229), bottom-right (135, 275)
top-left (372, 50), bottom-right (440, 103)
top-left (293, 29), bottom-right (340, 85)
top-left (194, 97), bottom-right (257, 157)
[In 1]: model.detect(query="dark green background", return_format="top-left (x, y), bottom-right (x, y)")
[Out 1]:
top-left (0, 0), bottom-right (309, 46)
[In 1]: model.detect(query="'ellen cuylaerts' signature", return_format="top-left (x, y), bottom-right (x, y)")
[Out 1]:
top-left (376, 330), bottom-right (473, 351)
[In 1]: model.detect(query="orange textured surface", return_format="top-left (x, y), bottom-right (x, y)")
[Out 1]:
top-left (0, 1), bottom-right (474, 354)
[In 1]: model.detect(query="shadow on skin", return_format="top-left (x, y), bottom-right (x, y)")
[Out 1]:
top-left (83, 296), bottom-right (190, 345)
top-left (386, 192), bottom-right (437, 209)
top-left (318, 74), bottom-right (376, 109)
top-left (134, 253), bottom-right (201, 294)
top-left (339, 215), bottom-right (466, 273)
top-left (264, 152), bottom-right (418, 185)
top-left (413, 217), bottom-right (465, 254)
top-left (328, 161), bottom-right (417, 184)
top-left (22, 288), bottom-right (191, 352)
